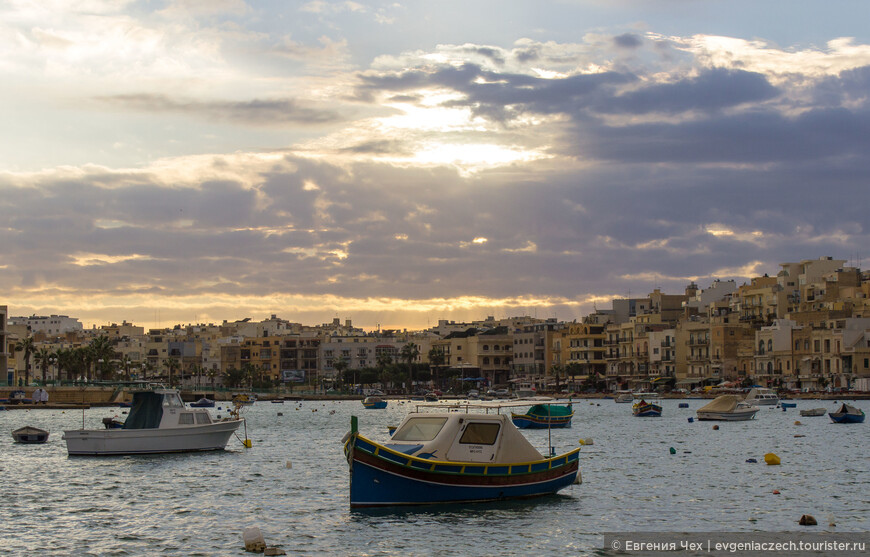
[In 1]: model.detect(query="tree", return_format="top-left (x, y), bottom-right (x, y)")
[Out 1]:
top-left (223, 366), bottom-right (249, 389)
top-left (428, 348), bottom-right (446, 390)
top-left (34, 347), bottom-right (56, 385)
top-left (89, 335), bottom-right (116, 381)
top-left (118, 355), bottom-right (133, 382)
top-left (400, 342), bottom-right (420, 393)
top-left (14, 337), bottom-right (35, 386)
top-left (163, 357), bottom-right (179, 386)
top-left (333, 357), bottom-right (349, 392)
top-left (376, 352), bottom-right (393, 392)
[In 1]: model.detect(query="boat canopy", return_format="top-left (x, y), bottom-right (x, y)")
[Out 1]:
top-left (122, 391), bottom-right (164, 429)
top-left (386, 413), bottom-right (544, 463)
top-left (834, 403), bottom-right (862, 416)
top-left (525, 403), bottom-right (572, 417)
top-left (697, 395), bottom-right (740, 414)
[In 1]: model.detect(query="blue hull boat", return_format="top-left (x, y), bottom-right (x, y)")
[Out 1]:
top-left (632, 400), bottom-right (662, 417)
top-left (511, 404), bottom-right (573, 429)
top-left (344, 412), bottom-right (580, 508)
top-left (190, 398), bottom-right (215, 408)
top-left (362, 397), bottom-right (387, 409)
top-left (829, 403), bottom-right (865, 423)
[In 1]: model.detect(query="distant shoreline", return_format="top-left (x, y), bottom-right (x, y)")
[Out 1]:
top-left (2, 389), bottom-right (867, 410)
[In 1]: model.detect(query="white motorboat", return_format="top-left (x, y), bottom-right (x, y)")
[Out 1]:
top-left (696, 395), bottom-right (760, 421)
top-left (743, 388), bottom-right (779, 406)
top-left (63, 387), bottom-right (244, 456)
top-left (614, 392), bottom-right (633, 403)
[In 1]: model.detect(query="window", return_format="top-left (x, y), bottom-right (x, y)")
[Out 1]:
top-left (392, 417), bottom-right (448, 441)
top-left (196, 413), bottom-right (210, 424)
top-left (178, 413), bottom-right (194, 425)
top-left (459, 423), bottom-right (500, 445)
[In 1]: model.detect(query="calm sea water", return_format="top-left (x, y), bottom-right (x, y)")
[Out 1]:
top-left (1, 398), bottom-right (867, 556)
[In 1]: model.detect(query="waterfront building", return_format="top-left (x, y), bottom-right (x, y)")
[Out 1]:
top-left (100, 321), bottom-right (145, 340)
top-left (0, 305), bottom-right (8, 385)
top-left (9, 314), bottom-right (83, 336)
top-left (563, 321), bottom-right (607, 380)
top-left (674, 317), bottom-right (710, 390)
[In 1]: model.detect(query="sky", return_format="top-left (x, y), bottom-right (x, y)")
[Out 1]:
top-left (2, 0), bottom-right (870, 331)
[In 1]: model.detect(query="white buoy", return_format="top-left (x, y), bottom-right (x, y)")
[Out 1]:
top-left (243, 526), bottom-right (266, 552)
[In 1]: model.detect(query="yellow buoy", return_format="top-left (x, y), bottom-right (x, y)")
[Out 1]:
top-left (578, 439), bottom-right (586, 445)
top-left (764, 452), bottom-right (781, 465)
top-left (243, 439), bottom-right (253, 448)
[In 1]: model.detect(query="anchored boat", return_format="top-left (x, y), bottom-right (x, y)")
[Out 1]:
top-left (362, 396), bottom-right (387, 409)
top-left (343, 402), bottom-right (581, 507)
top-left (511, 403), bottom-right (574, 428)
top-left (696, 395), bottom-right (760, 421)
top-left (12, 426), bottom-right (49, 444)
top-left (743, 388), bottom-right (779, 406)
top-left (63, 387), bottom-right (246, 455)
top-left (190, 397), bottom-right (215, 408)
top-left (632, 398), bottom-right (662, 417)
top-left (829, 403), bottom-right (865, 424)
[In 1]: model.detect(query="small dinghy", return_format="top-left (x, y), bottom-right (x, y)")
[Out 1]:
top-left (12, 426), bottom-right (49, 444)
top-left (829, 403), bottom-right (865, 424)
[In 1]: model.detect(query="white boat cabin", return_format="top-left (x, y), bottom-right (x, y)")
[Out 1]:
top-left (744, 388), bottom-right (779, 405)
top-left (384, 412), bottom-right (543, 464)
top-left (124, 389), bottom-right (216, 429)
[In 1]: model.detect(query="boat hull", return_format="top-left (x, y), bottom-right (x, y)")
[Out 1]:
top-left (62, 420), bottom-right (243, 455)
top-left (830, 413), bottom-right (865, 424)
top-left (633, 407), bottom-right (662, 417)
top-left (362, 401), bottom-right (387, 409)
top-left (510, 413), bottom-right (573, 429)
top-left (799, 408), bottom-right (826, 417)
top-left (12, 427), bottom-right (49, 444)
top-left (696, 410), bottom-right (758, 421)
top-left (345, 434), bottom-right (580, 507)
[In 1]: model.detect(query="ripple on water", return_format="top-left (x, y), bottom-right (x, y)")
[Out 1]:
top-left (1, 399), bottom-right (868, 555)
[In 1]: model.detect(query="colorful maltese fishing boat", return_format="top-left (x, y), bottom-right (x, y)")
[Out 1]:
top-left (511, 403), bottom-right (574, 429)
top-left (632, 399), bottom-right (662, 417)
top-left (361, 396), bottom-right (388, 409)
top-left (342, 403), bottom-right (582, 507)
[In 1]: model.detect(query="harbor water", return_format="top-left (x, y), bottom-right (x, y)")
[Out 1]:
top-left (1, 398), bottom-right (868, 555)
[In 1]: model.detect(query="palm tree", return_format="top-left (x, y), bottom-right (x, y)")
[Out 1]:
top-left (163, 357), bottom-right (179, 386)
top-left (206, 367), bottom-right (218, 391)
top-left (141, 361), bottom-right (155, 382)
top-left (117, 354), bottom-right (133, 382)
top-left (400, 342), bottom-right (420, 394)
top-left (34, 347), bottom-right (56, 385)
top-left (55, 347), bottom-right (72, 383)
top-left (89, 335), bottom-right (116, 381)
top-left (333, 357), bottom-right (348, 393)
top-left (376, 352), bottom-right (393, 392)
top-left (14, 337), bottom-right (35, 386)
top-left (428, 347), bottom-right (446, 391)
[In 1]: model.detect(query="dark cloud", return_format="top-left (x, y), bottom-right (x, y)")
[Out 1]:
top-left (97, 94), bottom-right (342, 126)
top-left (459, 45), bottom-right (506, 65)
top-left (601, 68), bottom-right (780, 114)
top-left (576, 106), bottom-right (870, 164)
top-left (613, 33), bottom-right (643, 49)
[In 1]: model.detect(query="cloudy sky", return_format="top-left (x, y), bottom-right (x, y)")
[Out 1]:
top-left (2, 0), bottom-right (870, 331)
